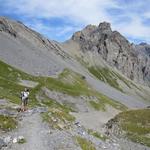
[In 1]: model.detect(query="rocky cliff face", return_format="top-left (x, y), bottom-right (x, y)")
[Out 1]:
top-left (136, 43), bottom-right (150, 57)
top-left (71, 22), bottom-right (150, 86)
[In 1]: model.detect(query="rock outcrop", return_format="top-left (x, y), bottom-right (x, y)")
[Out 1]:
top-left (136, 42), bottom-right (150, 57)
top-left (71, 22), bottom-right (150, 86)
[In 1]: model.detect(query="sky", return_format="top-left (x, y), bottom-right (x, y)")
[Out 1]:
top-left (0, 0), bottom-right (150, 43)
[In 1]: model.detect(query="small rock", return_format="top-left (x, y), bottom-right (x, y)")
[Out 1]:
top-left (75, 122), bottom-right (81, 127)
top-left (0, 109), bottom-right (17, 117)
top-left (4, 136), bottom-right (12, 144)
top-left (49, 130), bottom-right (53, 134)
top-left (0, 138), bottom-right (7, 148)
top-left (12, 138), bottom-right (18, 143)
top-left (58, 123), bottom-right (65, 129)
top-left (102, 145), bottom-right (107, 149)
top-left (82, 131), bottom-right (86, 135)
top-left (12, 105), bottom-right (20, 110)
top-left (18, 136), bottom-right (24, 141)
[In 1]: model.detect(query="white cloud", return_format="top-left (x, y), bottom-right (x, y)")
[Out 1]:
top-left (25, 19), bottom-right (81, 40)
top-left (5, 0), bottom-right (116, 24)
top-left (113, 18), bottom-right (150, 43)
top-left (3, 0), bottom-right (150, 43)
top-left (143, 12), bottom-right (150, 19)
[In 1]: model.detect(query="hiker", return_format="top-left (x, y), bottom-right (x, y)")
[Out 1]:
top-left (20, 88), bottom-right (30, 111)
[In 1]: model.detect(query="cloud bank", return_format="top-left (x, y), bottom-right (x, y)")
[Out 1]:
top-left (0, 0), bottom-right (150, 43)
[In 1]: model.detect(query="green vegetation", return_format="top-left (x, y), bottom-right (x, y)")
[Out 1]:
top-left (18, 138), bottom-right (26, 144)
top-left (42, 98), bottom-right (75, 130)
top-left (89, 101), bottom-right (103, 111)
top-left (89, 92), bottom-right (127, 111)
top-left (0, 60), bottom-right (40, 106)
top-left (115, 109), bottom-right (150, 147)
top-left (57, 69), bottom-right (127, 111)
top-left (0, 115), bottom-right (17, 131)
top-left (88, 66), bottom-right (123, 92)
top-left (76, 136), bottom-right (96, 150)
top-left (45, 69), bottom-right (92, 96)
top-left (88, 66), bottom-right (140, 92)
top-left (0, 60), bottom-right (126, 111)
top-left (88, 129), bottom-right (108, 141)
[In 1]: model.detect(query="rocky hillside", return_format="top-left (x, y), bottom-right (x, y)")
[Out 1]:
top-left (69, 22), bottom-right (150, 86)
top-left (136, 43), bottom-right (150, 57)
top-left (0, 17), bottom-right (69, 76)
top-left (1, 16), bottom-right (150, 108)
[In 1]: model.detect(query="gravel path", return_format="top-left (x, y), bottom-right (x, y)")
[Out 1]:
top-left (4, 111), bottom-right (51, 150)
top-left (1, 107), bottom-right (150, 150)
top-left (3, 109), bottom-right (80, 150)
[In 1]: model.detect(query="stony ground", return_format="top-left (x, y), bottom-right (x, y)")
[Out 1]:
top-left (1, 105), bottom-right (150, 150)
top-left (1, 108), bottom-right (81, 150)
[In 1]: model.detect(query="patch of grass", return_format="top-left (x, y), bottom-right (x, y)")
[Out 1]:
top-left (0, 60), bottom-right (126, 111)
top-left (76, 136), bottom-right (96, 150)
top-left (0, 115), bottom-right (17, 131)
top-left (115, 109), bottom-right (150, 147)
top-left (42, 98), bottom-right (75, 130)
top-left (45, 69), bottom-right (91, 97)
top-left (18, 138), bottom-right (26, 144)
top-left (0, 60), bottom-right (41, 106)
top-left (89, 92), bottom-right (127, 111)
top-left (88, 66), bottom-right (123, 92)
top-left (89, 101), bottom-right (105, 111)
top-left (57, 69), bottom-right (127, 111)
top-left (88, 129), bottom-right (108, 141)
top-left (88, 66), bottom-right (141, 92)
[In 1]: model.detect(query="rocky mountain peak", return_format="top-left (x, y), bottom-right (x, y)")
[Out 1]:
top-left (0, 17), bottom-right (17, 37)
top-left (98, 22), bottom-right (112, 34)
top-left (136, 43), bottom-right (150, 57)
top-left (70, 21), bottom-right (150, 86)
top-left (139, 42), bottom-right (147, 46)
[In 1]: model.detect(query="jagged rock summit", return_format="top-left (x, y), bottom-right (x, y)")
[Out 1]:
top-left (70, 22), bottom-right (150, 86)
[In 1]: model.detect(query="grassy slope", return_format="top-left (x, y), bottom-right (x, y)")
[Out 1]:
top-left (0, 60), bottom-right (41, 106)
top-left (0, 115), bottom-right (17, 131)
top-left (88, 129), bottom-right (108, 141)
top-left (42, 98), bottom-right (75, 130)
top-left (76, 136), bottom-right (96, 150)
top-left (114, 109), bottom-right (150, 147)
top-left (0, 60), bottom-right (126, 111)
top-left (88, 66), bottom-right (140, 92)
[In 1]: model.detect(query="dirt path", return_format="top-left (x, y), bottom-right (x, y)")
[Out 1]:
top-left (4, 110), bottom-right (51, 150)
top-left (3, 108), bottom-right (81, 150)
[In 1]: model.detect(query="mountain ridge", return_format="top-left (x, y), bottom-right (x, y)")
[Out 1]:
top-left (0, 16), bottom-right (150, 106)
top-left (68, 21), bottom-right (150, 86)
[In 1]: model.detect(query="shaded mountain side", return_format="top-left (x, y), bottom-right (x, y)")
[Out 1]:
top-left (67, 22), bottom-right (150, 86)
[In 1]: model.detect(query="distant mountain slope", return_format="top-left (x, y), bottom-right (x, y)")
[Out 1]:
top-left (136, 42), bottom-right (150, 56)
top-left (66, 22), bottom-right (150, 86)
top-left (0, 16), bottom-right (150, 109)
top-left (0, 17), bottom-right (68, 76)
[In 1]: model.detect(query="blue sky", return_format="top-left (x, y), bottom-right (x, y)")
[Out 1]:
top-left (0, 0), bottom-right (150, 43)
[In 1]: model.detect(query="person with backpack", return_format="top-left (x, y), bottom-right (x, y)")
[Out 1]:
top-left (20, 88), bottom-right (30, 111)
